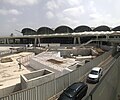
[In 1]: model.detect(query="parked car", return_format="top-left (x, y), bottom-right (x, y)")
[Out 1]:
top-left (58, 82), bottom-right (88, 100)
top-left (86, 67), bottom-right (103, 83)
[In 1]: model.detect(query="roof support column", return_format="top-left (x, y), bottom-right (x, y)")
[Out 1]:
top-left (98, 41), bottom-right (101, 47)
top-left (106, 35), bottom-right (109, 40)
top-left (13, 39), bottom-right (15, 44)
top-left (78, 37), bottom-right (81, 44)
top-left (34, 38), bottom-right (37, 47)
top-left (100, 41), bottom-right (102, 47)
top-left (73, 37), bottom-right (77, 44)
top-left (96, 35), bottom-right (99, 47)
top-left (6, 38), bottom-right (9, 44)
top-left (20, 38), bottom-right (23, 44)
top-left (96, 35), bottom-right (98, 39)
top-left (4, 39), bottom-right (6, 44)
top-left (38, 38), bottom-right (41, 47)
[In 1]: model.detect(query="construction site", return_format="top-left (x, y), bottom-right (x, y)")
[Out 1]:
top-left (0, 25), bottom-right (120, 100)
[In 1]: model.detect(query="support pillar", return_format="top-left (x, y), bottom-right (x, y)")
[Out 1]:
top-left (38, 38), bottom-right (41, 47)
top-left (78, 37), bottom-right (81, 44)
top-left (96, 36), bottom-right (99, 47)
top-left (20, 39), bottom-right (23, 44)
top-left (106, 35), bottom-right (109, 40)
top-left (73, 37), bottom-right (77, 44)
top-left (98, 41), bottom-right (101, 47)
top-left (96, 35), bottom-right (98, 39)
top-left (6, 38), bottom-right (9, 44)
top-left (4, 39), bottom-right (6, 44)
top-left (34, 38), bottom-right (37, 47)
top-left (13, 39), bottom-right (15, 44)
top-left (100, 41), bottom-right (102, 47)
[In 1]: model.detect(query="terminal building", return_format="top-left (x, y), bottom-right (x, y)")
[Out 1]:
top-left (0, 25), bottom-right (120, 45)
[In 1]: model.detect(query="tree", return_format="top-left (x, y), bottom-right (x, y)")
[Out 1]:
top-left (10, 33), bottom-right (13, 37)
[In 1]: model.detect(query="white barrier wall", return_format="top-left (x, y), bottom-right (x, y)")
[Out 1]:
top-left (60, 48), bottom-right (91, 57)
top-left (29, 58), bottom-right (62, 77)
top-left (115, 56), bottom-right (120, 100)
top-left (0, 83), bottom-right (21, 98)
top-left (21, 69), bottom-right (55, 89)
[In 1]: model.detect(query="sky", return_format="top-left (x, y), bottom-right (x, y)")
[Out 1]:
top-left (0, 0), bottom-right (120, 36)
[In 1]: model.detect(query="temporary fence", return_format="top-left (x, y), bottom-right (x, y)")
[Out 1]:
top-left (17, 53), bottom-right (35, 65)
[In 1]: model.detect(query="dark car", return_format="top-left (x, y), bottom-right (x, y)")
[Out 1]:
top-left (58, 82), bottom-right (88, 100)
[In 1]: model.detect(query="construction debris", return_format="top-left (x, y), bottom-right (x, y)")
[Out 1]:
top-left (1, 57), bottom-right (13, 63)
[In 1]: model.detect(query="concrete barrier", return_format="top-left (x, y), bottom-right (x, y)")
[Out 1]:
top-left (21, 69), bottom-right (55, 89)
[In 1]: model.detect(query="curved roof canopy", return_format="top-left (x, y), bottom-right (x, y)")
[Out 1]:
top-left (93, 25), bottom-right (111, 31)
top-left (21, 28), bottom-right (36, 35)
top-left (112, 26), bottom-right (120, 31)
top-left (74, 25), bottom-right (92, 32)
top-left (55, 25), bottom-right (73, 33)
top-left (37, 27), bottom-right (54, 34)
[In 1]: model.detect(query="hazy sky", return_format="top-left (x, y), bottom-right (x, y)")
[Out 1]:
top-left (0, 0), bottom-right (120, 36)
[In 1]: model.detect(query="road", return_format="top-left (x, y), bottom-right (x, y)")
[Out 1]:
top-left (82, 53), bottom-right (120, 100)
top-left (49, 53), bottom-right (120, 100)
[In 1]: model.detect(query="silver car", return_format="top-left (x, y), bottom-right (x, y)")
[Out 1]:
top-left (87, 67), bottom-right (103, 83)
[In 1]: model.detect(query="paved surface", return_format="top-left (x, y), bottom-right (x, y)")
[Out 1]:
top-left (50, 53), bottom-right (119, 100)
top-left (82, 53), bottom-right (119, 100)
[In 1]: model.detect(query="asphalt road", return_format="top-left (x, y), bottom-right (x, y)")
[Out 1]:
top-left (82, 53), bottom-right (120, 100)
top-left (50, 53), bottom-right (120, 100)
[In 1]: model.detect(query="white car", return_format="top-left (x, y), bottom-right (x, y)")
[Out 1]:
top-left (87, 67), bottom-right (103, 83)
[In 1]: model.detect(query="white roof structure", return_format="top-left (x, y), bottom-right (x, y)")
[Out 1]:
top-left (0, 31), bottom-right (120, 39)
top-left (25, 31), bottom-right (120, 37)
